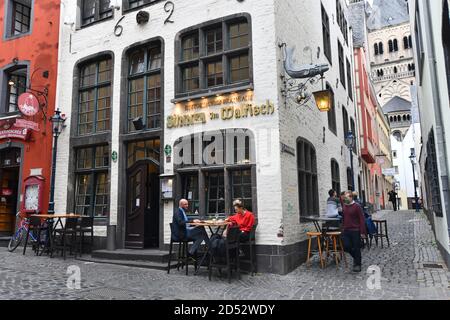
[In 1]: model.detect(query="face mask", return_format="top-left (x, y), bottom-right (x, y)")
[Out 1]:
top-left (344, 198), bottom-right (352, 205)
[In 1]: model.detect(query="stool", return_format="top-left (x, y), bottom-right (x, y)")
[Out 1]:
top-left (306, 232), bottom-right (325, 268)
top-left (324, 232), bottom-right (347, 269)
top-left (371, 219), bottom-right (390, 248)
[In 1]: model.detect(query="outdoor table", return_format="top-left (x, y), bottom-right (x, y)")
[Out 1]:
top-left (30, 214), bottom-right (82, 257)
top-left (303, 216), bottom-right (341, 233)
top-left (189, 220), bottom-right (231, 275)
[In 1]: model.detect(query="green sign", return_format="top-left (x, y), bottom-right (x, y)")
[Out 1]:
top-left (164, 144), bottom-right (172, 156)
top-left (112, 151), bottom-right (118, 163)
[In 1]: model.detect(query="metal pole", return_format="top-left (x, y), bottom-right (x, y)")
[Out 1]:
top-left (350, 147), bottom-right (355, 191)
top-left (48, 131), bottom-right (58, 214)
top-left (411, 161), bottom-right (420, 212)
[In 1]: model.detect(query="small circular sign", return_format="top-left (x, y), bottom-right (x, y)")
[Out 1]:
top-left (164, 144), bottom-right (172, 156)
top-left (18, 93), bottom-right (39, 117)
top-left (111, 151), bottom-right (118, 163)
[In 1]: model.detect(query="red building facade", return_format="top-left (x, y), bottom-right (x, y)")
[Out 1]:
top-left (354, 47), bottom-right (384, 208)
top-left (0, 0), bottom-right (60, 234)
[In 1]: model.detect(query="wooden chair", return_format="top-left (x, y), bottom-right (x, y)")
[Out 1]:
top-left (324, 231), bottom-right (347, 269)
top-left (77, 216), bottom-right (94, 256)
top-left (54, 218), bottom-right (79, 260)
top-left (306, 232), bottom-right (325, 269)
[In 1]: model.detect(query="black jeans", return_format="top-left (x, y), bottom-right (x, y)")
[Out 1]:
top-left (343, 230), bottom-right (362, 267)
top-left (391, 200), bottom-right (397, 211)
top-left (186, 226), bottom-right (210, 255)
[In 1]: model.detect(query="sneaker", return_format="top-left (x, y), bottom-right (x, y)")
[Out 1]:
top-left (352, 265), bottom-right (362, 273)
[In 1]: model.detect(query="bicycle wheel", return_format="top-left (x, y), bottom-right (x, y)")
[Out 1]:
top-left (8, 214), bottom-right (26, 252)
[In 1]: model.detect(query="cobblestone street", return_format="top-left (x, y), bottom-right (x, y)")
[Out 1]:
top-left (0, 211), bottom-right (449, 300)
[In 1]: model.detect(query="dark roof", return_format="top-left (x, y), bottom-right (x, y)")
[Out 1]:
top-left (367, 0), bottom-right (410, 31)
top-left (383, 96), bottom-right (412, 113)
top-left (348, 1), bottom-right (368, 47)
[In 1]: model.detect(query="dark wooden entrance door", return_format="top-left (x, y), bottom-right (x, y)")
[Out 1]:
top-left (125, 160), bottom-right (159, 249)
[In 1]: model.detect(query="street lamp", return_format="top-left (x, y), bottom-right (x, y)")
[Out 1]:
top-left (345, 131), bottom-right (355, 191)
top-left (48, 109), bottom-right (66, 214)
top-left (409, 151), bottom-right (420, 212)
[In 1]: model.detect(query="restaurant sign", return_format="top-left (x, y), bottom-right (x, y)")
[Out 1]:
top-left (0, 123), bottom-right (31, 141)
top-left (15, 119), bottom-right (40, 132)
top-left (167, 100), bottom-right (275, 129)
top-left (18, 93), bottom-right (40, 117)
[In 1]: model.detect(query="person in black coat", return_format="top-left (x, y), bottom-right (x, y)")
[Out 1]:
top-left (388, 190), bottom-right (398, 211)
top-left (172, 199), bottom-right (210, 258)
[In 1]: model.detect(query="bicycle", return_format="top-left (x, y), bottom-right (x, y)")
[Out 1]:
top-left (8, 211), bottom-right (40, 253)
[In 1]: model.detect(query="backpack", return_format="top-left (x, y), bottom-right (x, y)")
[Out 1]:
top-left (365, 216), bottom-right (378, 236)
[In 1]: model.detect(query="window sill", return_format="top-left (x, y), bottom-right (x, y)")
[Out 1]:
top-left (79, 15), bottom-right (114, 30)
top-left (172, 83), bottom-right (253, 103)
top-left (122, 0), bottom-right (164, 15)
top-left (3, 32), bottom-right (32, 42)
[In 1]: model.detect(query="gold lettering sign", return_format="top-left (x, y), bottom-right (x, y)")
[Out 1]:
top-left (166, 100), bottom-right (275, 129)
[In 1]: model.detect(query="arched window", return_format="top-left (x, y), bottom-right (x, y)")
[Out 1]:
top-left (393, 39), bottom-right (398, 51)
top-left (388, 39), bottom-right (394, 52)
top-left (297, 138), bottom-right (319, 218)
top-left (331, 159), bottom-right (341, 194)
top-left (374, 43), bottom-right (379, 55)
top-left (403, 115), bottom-right (407, 121)
top-left (379, 42), bottom-right (384, 54)
top-left (394, 66), bottom-right (398, 74)
top-left (404, 36), bottom-right (409, 49)
top-left (408, 35), bottom-right (413, 48)
top-left (393, 131), bottom-right (402, 142)
top-left (407, 114), bottom-right (411, 121)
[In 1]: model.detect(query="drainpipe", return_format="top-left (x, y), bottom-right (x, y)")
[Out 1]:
top-left (423, 0), bottom-right (450, 237)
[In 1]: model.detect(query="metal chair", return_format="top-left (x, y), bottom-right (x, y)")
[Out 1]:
top-left (77, 216), bottom-right (94, 256)
top-left (54, 218), bottom-right (79, 260)
top-left (208, 226), bottom-right (241, 283)
top-left (23, 216), bottom-right (45, 256)
top-left (167, 223), bottom-right (195, 275)
top-left (238, 224), bottom-right (257, 276)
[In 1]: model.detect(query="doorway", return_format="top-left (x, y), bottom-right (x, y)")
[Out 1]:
top-left (0, 148), bottom-right (21, 236)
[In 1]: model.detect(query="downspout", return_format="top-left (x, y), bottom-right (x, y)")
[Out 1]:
top-left (424, 0), bottom-right (450, 237)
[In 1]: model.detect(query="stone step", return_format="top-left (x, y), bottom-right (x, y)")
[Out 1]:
top-left (0, 237), bottom-right (10, 248)
top-left (76, 256), bottom-right (180, 272)
top-left (91, 248), bottom-right (175, 263)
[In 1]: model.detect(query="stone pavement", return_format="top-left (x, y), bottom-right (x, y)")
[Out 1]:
top-left (0, 210), bottom-right (449, 300)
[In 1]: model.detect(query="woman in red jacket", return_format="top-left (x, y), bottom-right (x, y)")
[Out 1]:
top-left (224, 199), bottom-right (255, 243)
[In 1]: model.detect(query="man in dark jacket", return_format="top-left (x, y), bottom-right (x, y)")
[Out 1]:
top-left (342, 191), bottom-right (367, 273)
top-left (388, 190), bottom-right (398, 211)
top-left (172, 199), bottom-right (210, 258)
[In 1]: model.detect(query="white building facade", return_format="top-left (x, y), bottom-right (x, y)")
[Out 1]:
top-left (54, 0), bottom-right (357, 274)
top-left (409, 0), bottom-right (450, 267)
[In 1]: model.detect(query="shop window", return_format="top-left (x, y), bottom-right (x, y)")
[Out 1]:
top-left (205, 171), bottom-right (225, 215)
top-left (74, 145), bottom-right (110, 218)
top-left (181, 174), bottom-right (200, 214)
top-left (176, 15), bottom-right (251, 97)
top-left (127, 42), bottom-right (162, 131)
top-left (4, 0), bottom-right (33, 38)
top-left (81, 0), bottom-right (112, 26)
top-left (297, 138), bottom-right (319, 218)
top-left (231, 169), bottom-right (252, 212)
top-left (322, 4), bottom-right (332, 64)
top-left (78, 57), bottom-right (112, 135)
top-left (331, 159), bottom-right (341, 194)
top-left (327, 84), bottom-right (337, 135)
top-left (4, 66), bottom-right (27, 114)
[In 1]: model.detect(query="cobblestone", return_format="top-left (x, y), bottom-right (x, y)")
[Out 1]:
top-left (0, 211), bottom-right (449, 300)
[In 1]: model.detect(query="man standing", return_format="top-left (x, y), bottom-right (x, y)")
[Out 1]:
top-left (388, 190), bottom-right (398, 211)
top-left (172, 199), bottom-right (210, 258)
top-left (342, 191), bottom-right (367, 273)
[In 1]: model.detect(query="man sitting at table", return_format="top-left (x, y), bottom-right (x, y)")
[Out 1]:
top-left (172, 199), bottom-right (210, 259)
top-left (222, 199), bottom-right (256, 258)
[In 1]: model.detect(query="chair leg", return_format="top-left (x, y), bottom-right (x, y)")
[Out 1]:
top-left (35, 227), bottom-right (41, 256)
top-left (167, 241), bottom-right (173, 274)
top-left (226, 246), bottom-right (231, 284)
top-left (185, 242), bottom-right (189, 276)
top-left (208, 248), bottom-right (213, 281)
top-left (177, 243), bottom-right (182, 271)
top-left (23, 229), bottom-right (30, 255)
top-left (317, 236), bottom-right (324, 269)
top-left (333, 237), bottom-right (339, 268)
top-left (236, 247), bottom-right (241, 280)
top-left (306, 237), bottom-right (312, 267)
top-left (385, 222), bottom-right (390, 247)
